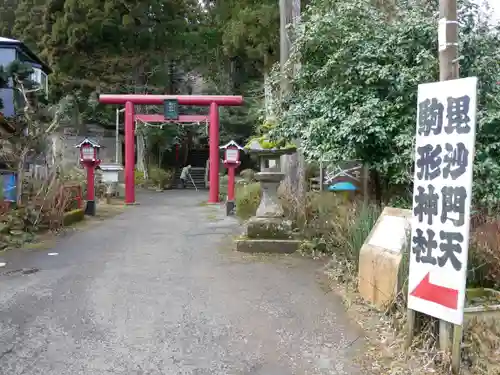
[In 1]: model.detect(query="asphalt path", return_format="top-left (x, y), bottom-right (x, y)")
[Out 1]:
top-left (0, 190), bottom-right (366, 375)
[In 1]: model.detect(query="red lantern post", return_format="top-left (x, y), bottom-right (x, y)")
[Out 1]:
top-left (220, 140), bottom-right (243, 215)
top-left (75, 138), bottom-right (101, 216)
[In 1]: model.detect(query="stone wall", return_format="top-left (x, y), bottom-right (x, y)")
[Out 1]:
top-left (49, 125), bottom-right (124, 171)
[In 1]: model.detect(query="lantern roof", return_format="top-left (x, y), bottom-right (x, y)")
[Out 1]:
top-left (74, 137), bottom-right (101, 148)
top-left (219, 140), bottom-right (244, 150)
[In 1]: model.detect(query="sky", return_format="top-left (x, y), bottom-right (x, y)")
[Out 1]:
top-left (484, 0), bottom-right (500, 23)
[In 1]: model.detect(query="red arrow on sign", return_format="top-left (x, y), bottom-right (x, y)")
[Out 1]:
top-left (410, 272), bottom-right (459, 310)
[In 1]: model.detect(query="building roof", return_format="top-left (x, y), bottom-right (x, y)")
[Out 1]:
top-left (0, 37), bottom-right (19, 43)
top-left (0, 37), bottom-right (52, 74)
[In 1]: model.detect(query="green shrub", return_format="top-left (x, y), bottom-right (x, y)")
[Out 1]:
top-left (220, 174), bottom-right (251, 202)
top-left (240, 169), bottom-right (256, 182)
top-left (148, 167), bottom-right (173, 189)
top-left (63, 208), bottom-right (85, 226)
top-left (305, 162), bottom-right (319, 181)
top-left (220, 174), bottom-right (229, 187)
top-left (339, 202), bottom-right (380, 268)
top-left (387, 194), bottom-right (413, 210)
top-left (218, 175), bottom-right (229, 201)
top-left (235, 184), bottom-right (381, 270)
top-left (163, 168), bottom-right (176, 188)
top-left (134, 170), bottom-right (146, 186)
top-left (235, 182), bottom-right (261, 219)
top-left (294, 191), bottom-right (381, 269)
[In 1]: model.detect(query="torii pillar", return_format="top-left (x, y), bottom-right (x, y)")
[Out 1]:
top-left (99, 95), bottom-right (243, 204)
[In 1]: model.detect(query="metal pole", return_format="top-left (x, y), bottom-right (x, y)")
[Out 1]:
top-left (319, 159), bottom-right (323, 191)
top-left (115, 107), bottom-right (125, 164)
top-left (188, 172), bottom-right (198, 191)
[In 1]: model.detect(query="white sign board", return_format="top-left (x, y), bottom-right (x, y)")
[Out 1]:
top-left (225, 149), bottom-right (239, 163)
top-left (102, 171), bottom-right (119, 183)
top-left (368, 215), bottom-right (410, 254)
top-left (408, 77), bottom-right (477, 325)
top-left (81, 146), bottom-right (94, 160)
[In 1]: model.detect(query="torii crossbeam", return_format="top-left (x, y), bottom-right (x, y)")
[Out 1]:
top-left (99, 95), bottom-right (244, 204)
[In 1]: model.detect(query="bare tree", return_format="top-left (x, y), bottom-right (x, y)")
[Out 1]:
top-left (3, 62), bottom-right (67, 204)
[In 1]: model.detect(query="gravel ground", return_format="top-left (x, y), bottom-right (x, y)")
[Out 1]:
top-left (0, 190), bottom-right (366, 375)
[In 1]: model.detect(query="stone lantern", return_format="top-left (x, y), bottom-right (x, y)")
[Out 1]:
top-left (235, 139), bottom-right (300, 254)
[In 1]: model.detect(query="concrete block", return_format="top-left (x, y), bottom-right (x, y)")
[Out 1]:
top-left (358, 207), bottom-right (411, 311)
top-left (246, 217), bottom-right (294, 240)
top-left (116, 183), bottom-right (125, 197)
top-left (235, 238), bottom-right (300, 254)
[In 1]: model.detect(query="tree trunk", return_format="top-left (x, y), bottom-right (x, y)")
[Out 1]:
top-left (50, 134), bottom-right (63, 175)
top-left (16, 148), bottom-right (28, 205)
top-left (371, 169), bottom-right (383, 207)
top-left (264, 69), bottom-right (273, 119)
top-left (136, 131), bottom-right (146, 173)
top-left (74, 104), bottom-right (86, 136)
top-left (280, 0), bottom-right (306, 218)
top-left (133, 61), bottom-right (148, 178)
top-left (168, 60), bottom-right (176, 94)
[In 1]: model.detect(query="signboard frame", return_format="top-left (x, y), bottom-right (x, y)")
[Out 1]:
top-left (164, 99), bottom-right (179, 120)
top-left (408, 77), bottom-right (477, 326)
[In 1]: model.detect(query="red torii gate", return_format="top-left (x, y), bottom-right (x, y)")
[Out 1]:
top-left (98, 95), bottom-right (244, 204)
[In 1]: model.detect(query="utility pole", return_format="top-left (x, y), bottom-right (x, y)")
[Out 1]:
top-left (438, 0), bottom-right (460, 368)
top-left (279, 0), bottom-right (306, 213)
top-left (279, 0), bottom-right (293, 92)
top-left (439, 0), bottom-right (459, 81)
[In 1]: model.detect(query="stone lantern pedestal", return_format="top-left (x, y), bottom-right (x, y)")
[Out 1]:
top-left (235, 144), bottom-right (300, 254)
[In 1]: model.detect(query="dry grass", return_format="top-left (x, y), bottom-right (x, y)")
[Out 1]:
top-left (323, 231), bottom-right (500, 375)
top-left (287, 192), bottom-right (500, 375)
top-left (469, 217), bottom-right (500, 289)
top-left (232, 180), bottom-right (500, 374)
